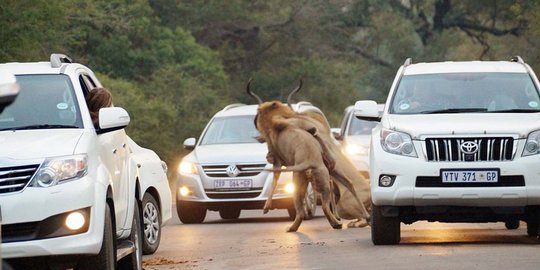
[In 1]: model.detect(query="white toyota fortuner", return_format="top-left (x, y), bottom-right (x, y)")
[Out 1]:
top-left (356, 56), bottom-right (540, 245)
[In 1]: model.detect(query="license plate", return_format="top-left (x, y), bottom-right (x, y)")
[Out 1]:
top-left (441, 169), bottom-right (499, 183)
top-left (214, 179), bottom-right (252, 190)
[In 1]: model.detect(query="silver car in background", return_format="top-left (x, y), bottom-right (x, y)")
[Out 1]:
top-left (335, 104), bottom-right (384, 179)
top-left (176, 103), bottom-right (326, 224)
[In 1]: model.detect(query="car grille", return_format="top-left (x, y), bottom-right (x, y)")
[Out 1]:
top-left (425, 137), bottom-right (514, 162)
top-left (202, 163), bottom-right (266, 177)
top-left (205, 188), bottom-right (263, 199)
top-left (0, 164), bottom-right (39, 194)
top-left (1, 221), bottom-right (39, 243)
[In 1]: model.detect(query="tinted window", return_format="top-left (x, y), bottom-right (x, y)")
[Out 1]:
top-left (0, 75), bottom-right (83, 130)
top-left (390, 73), bottom-right (540, 114)
top-left (200, 115), bottom-right (260, 145)
top-left (347, 117), bottom-right (378, 135)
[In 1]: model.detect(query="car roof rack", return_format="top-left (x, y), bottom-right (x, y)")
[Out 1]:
top-left (510, 56), bottom-right (524, 64)
top-left (403, 58), bottom-right (412, 67)
top-left (50, 53), bottom-right (73, 68)
top-left (293, 101), bottom-right (313, 111)
top-left (222, 103), bottom-right (245, 111)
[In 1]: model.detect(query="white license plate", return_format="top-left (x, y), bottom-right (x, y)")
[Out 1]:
top-left (214, 179), bottom-right (252, 190)
top-left (441, 169), bottom-right (499, 183)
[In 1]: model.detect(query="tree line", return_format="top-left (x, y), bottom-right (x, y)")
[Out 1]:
top-left (2, 0), bottom-right (540, 175)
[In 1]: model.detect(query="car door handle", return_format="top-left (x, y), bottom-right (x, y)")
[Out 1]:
top-left (112, 148), bottom-right (117, 154)
top-left (122, 143), bottom-right (126, 148)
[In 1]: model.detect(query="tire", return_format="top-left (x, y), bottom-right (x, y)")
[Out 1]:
top-left (505, 219), bottom-right (520, 230)
top-left (371, 204), bottom-right (400, 245)
top-left (141, 193), bottom-right (161, 255)
top-left (177, 201), bottom-right (206, 224)
top-left (527, 220), bottom-right (539, 237)
top-left (219, 208), bottom-right (241, 219)
top-left (118, 201), bottom-right (143, 270)
top-left (303, 183), bottom-right (317, 220)
top-left (76, 204), bottom-right (115, 270)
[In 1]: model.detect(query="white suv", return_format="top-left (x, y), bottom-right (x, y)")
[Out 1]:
top-left (1, 54), bottom-right (142, 269)
top-left (176, 103), bottom-right (322, 223)
top-left (356, 56), bottom-right (540, 245)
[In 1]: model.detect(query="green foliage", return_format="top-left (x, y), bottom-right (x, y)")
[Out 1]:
top-left (4, 0), bottom-right (540, 165)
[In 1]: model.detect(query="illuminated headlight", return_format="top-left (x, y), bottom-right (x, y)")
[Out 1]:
top-left (345, 144), bottom-right (368, 156)
top-left (284, 183), bottom-right (295, 194)
top-left (523, 130), bottom-right (540, 156)
top-left (65, 211), bottom-right (86, 230)
top-left (30, 155), bottom-right (87, 187)
top-left (380, 129), bottom-right (417, 157)
top-left (179, 186), bottom-right (191, 197)
top-left (178, 160), bottom-right (198, 175)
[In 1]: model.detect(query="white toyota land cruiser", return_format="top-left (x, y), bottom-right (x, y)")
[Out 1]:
top-left (1, 54), bottom-right (142, 269)
top-left (356, 56), bottom-right (540, 245)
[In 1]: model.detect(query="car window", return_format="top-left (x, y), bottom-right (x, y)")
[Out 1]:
top-left (347, 116), bottom-right (379, 136)
top-left (200, 115), bottom-right (260, 145)
top-left (0, 74), bottom-right (83, 130)
top-left (390, 72), bottom-right (540, 114)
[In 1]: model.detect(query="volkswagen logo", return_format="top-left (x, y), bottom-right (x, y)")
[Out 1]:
top-left (226, 165), bottom-right (240, 177)
top-left (460, 141), bottom-right (479, 154)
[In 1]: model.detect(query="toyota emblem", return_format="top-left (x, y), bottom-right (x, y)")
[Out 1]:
top-left (226, 165), bottom-right (240, 177)
top-left (460, 141), bottom-right (479, 154)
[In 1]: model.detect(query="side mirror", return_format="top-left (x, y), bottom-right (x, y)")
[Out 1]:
top-left (354, 100), bottom-right (381, 121)
top-left (97, 107), bottom-right (130, 134)
top-left (331, 128), bottom-right (342, 140)
top-left (0, 70), bottom-right (20, 113)
top-left (183, 137), bottom-right (196, 150)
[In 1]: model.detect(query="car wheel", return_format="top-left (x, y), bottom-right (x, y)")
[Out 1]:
top-left (527, 220), bottom-right (539, 237)
top-left (505, 219), bottom-right (520, 230)
top-left (118, 201), bottom-right (143, 270)
top-left (76, 204), bottom-right (115, 270)
top-left (303, 183), bottom-right (317, 220)
top-left (219, 208), bottom-right (241, 219)
top-left (371, 204), bottom-right (400, 245)
top-left (177, 201), bottom-right (206, 224)
top-left (141, 193), bottom-right (161, 255)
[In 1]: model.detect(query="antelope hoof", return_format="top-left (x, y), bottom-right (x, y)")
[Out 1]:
top-left (286, 226), bottom-right (298, 232)
top-left (332, 223), bottom-right (343, 230)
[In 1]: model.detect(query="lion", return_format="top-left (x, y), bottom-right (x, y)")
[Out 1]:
top-left (246, 79), bottom-right (371, 230)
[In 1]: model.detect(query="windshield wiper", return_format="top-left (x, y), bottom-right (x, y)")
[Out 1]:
top-left (420, 108), bottom-right (488, 114)
top-left (0, 124), bottom-right (79, 131)
top-left (486, 109), bottom-right (540, 113)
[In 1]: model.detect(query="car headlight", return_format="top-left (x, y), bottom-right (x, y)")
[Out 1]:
top-left (178, 160), bottom-right (198, 175)
top-left (345, 144), bottom-right (368, 156)
top-left (30, 155), bottom-right (88, 187)
top-left (380, 128), bottom-right (417, 157)
top-left (523, 130), bottom-right (540, 156)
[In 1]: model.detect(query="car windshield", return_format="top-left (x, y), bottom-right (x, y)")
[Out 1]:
top-left (347, 116), bottom-right (378, 136)
top-left (390, 72), bottom-right (540, 114)
top-left (200, 115), bottom-right (260, 145)
top-left (0, 74), bottom-right (83, 131)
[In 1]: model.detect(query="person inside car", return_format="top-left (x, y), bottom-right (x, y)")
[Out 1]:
top-left (86, 87), bottom-right (113, 128)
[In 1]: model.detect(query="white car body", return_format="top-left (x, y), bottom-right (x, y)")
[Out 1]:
top-left (356, 57), bottom-right (540, 244)
top-left (0, 55), bottom-right (143, 267)
top-left (176, 103), bottom-right (324, 223)
top-left (337, 104), bottom-right (384, 178)
top-left (127, 137), bottom-right (172, 254)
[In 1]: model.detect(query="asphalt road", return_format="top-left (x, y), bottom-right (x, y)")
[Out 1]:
top-left (143, 206), bottom-right (540, 270)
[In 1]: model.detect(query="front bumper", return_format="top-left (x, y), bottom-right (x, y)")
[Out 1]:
top-left (177, 169), bottom-right (295, 210)
top-left (371, 140), bottom-right (540, 207)
top-left (1, 176), bottom-right (106, 258)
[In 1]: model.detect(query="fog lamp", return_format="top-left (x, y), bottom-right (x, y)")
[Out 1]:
top-left (379, 175), bottom-right (395, 187)
top-left (65, 211), bottom-right (86, 230)
top-left (179, 186), bottom-right (191, 197)
top-left (284, 183), bottom-right (295, 194)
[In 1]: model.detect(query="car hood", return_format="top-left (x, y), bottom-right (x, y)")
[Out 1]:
top-left (0, 129), bottom-right (83, 159)
top-left (191, 143), bottom-right (268, 164)
top-left (384, 113), bottom-right (540, 139)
